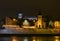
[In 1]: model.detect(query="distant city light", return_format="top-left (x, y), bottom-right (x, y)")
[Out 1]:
top-left (13, 19), bottom-right (17, 21)
top-left (12, 36), bottom-right (18, 41)
top-left (54, 21), bottom-right (60, 28)
top-left (33, 37), bottom-right (36, 41)
top-left (23, 37), bottom-right (28, 41)
top-left (23, 19), bottom-right (30, 26)
top-left (18, 13), bottom-right (23, 19)
top-left (49, 20), bottom-right (53, 26)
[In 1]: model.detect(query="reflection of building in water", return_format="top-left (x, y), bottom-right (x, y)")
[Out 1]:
top-left (23, 37), bottom-right (28, 41)
top-left (33, 37), bottom-right (36, 41)
top-left (54, 36), bottom-right (60, 41)
top-left (12, 36), bottom-right (18, 41)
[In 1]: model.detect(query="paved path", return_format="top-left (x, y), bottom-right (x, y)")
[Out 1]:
top-left (0, 28), bottom-right (60, 34)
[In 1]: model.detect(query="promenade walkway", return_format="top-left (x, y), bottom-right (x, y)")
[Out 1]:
top-left (0, 28), bottom-right (60, 34)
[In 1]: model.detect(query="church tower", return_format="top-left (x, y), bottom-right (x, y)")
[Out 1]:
top-left (35, 11), bottom-right (43, 28)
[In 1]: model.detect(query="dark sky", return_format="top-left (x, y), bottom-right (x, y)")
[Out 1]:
top-left (0, 0), bottom-right (60, 19)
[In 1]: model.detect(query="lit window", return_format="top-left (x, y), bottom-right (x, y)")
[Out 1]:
top-left (18, 13), bottom-right (23, 18)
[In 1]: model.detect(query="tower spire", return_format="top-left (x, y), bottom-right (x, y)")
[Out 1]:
top-left (37, 11), bottom-right (42, 15)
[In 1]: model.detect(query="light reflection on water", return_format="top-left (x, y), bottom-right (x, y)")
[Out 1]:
top-left (0, 36), bottom-right (60, 41)
top-left (12, 36), bottom-right (18, 41)
top-left (23, 37), bottom-right (28, 41)
top-left (54, 36), bottom-right (60, 41)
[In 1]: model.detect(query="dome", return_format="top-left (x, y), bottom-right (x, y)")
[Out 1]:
top-left (22, 19), bottom-right (30, 26)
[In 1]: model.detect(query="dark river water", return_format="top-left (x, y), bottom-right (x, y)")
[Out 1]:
top-left (0, 36), bottom-right (60, 41)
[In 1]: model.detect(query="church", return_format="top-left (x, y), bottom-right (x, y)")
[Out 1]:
top-left (35, 12), bottom-right (46, 29)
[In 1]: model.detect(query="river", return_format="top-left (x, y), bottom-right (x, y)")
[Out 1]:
top-left (0, 36), bottom-right (60, 41)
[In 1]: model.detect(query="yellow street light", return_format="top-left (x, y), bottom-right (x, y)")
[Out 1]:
top-left (13, 18), bottom-right (17, 21)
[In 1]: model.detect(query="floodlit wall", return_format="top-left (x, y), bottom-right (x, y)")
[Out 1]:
top-left (2, 25), bottom-right (20, 29)
top-left (54, 21), bottom-right (60, 28)
top-left (5, 17), bottom-right (13, 25)
top-left (36, 15), bottom-right (43, 28)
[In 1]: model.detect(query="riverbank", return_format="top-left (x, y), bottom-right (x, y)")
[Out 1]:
top-left (0, 28), bottom-right (60, 35)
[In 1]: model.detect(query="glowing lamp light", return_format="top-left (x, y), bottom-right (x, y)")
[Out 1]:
top-left (23, 37), bottom-right (28, 41)
top-left (33, 37), bottom-right (36, 41)
top-left (54, 21), bottom-right (60, 28)
top-left (13, 19), bottom-right (16, 21)
top-left (23, 20), bottom-right (30, 26)
top-left (12, 36), bottom-right (18, 41)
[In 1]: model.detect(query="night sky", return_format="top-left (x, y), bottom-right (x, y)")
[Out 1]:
top-left (0, 0), bottom-right (60, 19)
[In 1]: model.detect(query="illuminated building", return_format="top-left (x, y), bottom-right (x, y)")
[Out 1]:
top-left (35, 12), bottom-right (43, 28)
top-left (54, 21), bottom-right (60, 28)
top-left (22, 19), bottom-right (30, 28)
top-left (48, 20), bottom-right (54, 28)
top-left (18, 12), bottom-right (23, 19)
top-left (23, 16), bottom-right (37, 20)
top-left (3, 17), bottom-right (20, 28)
top-left (5, 17), bottom-right (17, 25)
top-left (22, 19), bottom-right (30, 26)
top-left (5, 17), bottom-right (13, 25)
top-left (43, 21), bottom-right (46, 28)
